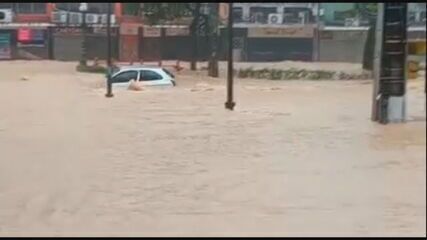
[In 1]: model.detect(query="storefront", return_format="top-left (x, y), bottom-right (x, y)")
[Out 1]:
top-left (246, 25), bottom-right (314, 61)
top-left (0, 31), bottom-right (12, 59)
top-left (0, 23), bottom-right (54, 60)
top-left (16, 27), bottom-right (51, 59)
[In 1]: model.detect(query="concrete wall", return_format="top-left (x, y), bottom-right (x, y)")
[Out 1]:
top-left (319, 29), bottom-right (367, 63)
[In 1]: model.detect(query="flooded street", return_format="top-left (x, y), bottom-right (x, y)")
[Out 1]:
top-left (0, 61), bottom-right (425, 237)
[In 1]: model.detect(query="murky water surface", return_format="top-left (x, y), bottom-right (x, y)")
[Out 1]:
top-left (0, 61), bottom-right (425, 237)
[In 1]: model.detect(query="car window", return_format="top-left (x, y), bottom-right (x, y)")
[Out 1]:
top-left (112, 70), bottom-right (138, 83)
top-left (140, 70), bottom-right (163, 81)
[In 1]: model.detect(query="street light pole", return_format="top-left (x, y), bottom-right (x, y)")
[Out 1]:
top-left (225, 2), bottom-right (235, 110)
top-left (79, 3), bottom-right (88, 66)
top-left (105, 2), bottom-right (114, 98)
top-left (191, 3), bottom-right (201, 71)
top-left (316, 3), bottom-right (321, 61)
top-left (208, 2), bottom-right (219, 78)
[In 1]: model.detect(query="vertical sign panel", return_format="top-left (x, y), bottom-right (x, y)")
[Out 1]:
top-left (0, 33), bottom-right (11, 59)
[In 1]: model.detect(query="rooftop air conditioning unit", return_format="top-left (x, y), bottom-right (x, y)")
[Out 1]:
top-left (51, 11), bottom-right (67, 23)
top-left (345, 18), bottom-right (360, 27)
top-left (200, 4), bottom-right (209, 15)
top-left (85, 14), bottom-right (99, 24)
top-left (298, 12), bottom-right (307, 24)
top-left (268, 13), bottom-right (283, 25)
top-left (415, 11), bottom-right (426, 23)
top-left (0, 9), bottom-right (13, 23)
top-left (250, 12), bottom-right (265, 24)
top-left (69, 12), bottom-right (83, 25)
top-left (101, 14), bottom-right (116, 25)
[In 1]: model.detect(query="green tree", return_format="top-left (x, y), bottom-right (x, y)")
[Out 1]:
top-left (356, 3), bottom-right (378, 71)
top-left (142, 3), bottom-right (198, 70)
top-left (122, 3), bottom-right (140, 16)
top-left (142, 3), bottom-right (193, 25)
top-left (141, 3), bottom-right (220, 76)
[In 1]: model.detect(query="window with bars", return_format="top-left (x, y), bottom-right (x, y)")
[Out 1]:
top-left (55, 3), bottom-right (80, 12)
top-left (0, 3), bottom-right (13, 9)
top-left (16, 3), bottom-right (46, 14)
top-left (55, 3), bottom-right (110, 14)
top-left (333, 9), bottom-right (356, 22)
top-left (249, 7), bottom-right (277, 24)
top-left (283, 8), bottom-right (314, 24)
top-left (87, 3), bottom-right (109, 14)
top-left (233, 7), bottom-right (243, 23)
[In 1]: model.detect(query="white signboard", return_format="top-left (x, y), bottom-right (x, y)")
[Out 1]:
top-left (0, 33), bottom-right (11, 59)
top-left (332, 31), bottom-right (365, 41)
top-left (93, 27), bottom-right (117, 35)
top-left (120, 24), bottom-right (140, 36)
top-left (248, 26), bottom-right (314, 38)
top-left (165, 27), bottom-right (190, 36)
top-left (143, 27), bottom-right (161, 38)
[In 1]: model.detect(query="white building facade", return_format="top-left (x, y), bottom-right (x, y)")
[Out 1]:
top-left (232, 3), bottom-right (318, 25)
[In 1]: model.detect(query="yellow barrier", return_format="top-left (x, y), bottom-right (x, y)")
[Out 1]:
top-left (408, 41), bottom-right (426, 55)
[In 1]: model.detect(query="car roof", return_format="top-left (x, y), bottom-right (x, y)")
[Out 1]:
top-left (118, 65), bottom-right (163, 71)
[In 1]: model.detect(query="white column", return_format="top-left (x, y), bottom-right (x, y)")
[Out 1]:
top-left (242, 4), bottom-right (250, 22)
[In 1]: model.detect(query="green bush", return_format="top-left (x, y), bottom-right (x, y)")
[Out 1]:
top-left (76, 64), bottom-right (108, 74)
top-left (235, 67), bottom-right (369, 81)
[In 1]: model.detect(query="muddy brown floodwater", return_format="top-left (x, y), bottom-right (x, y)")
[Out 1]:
top-left (0, 61), bottom-right (425, 237)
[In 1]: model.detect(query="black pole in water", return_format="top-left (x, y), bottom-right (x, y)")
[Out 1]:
top-left (225, 2), bottom-right (235, 110)
top-left (105, 2), bottom-right (114, 98)
top-left (79, 4), bottom-right (87, 67)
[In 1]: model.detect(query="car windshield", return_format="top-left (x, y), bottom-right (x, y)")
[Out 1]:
top-left (162, 68), bottom-right (175, 78)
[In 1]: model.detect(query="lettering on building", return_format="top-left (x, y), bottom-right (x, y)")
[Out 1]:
top-left (143, 27), bottom-right (161, 38)
top-left (248, 25), bottom-right (314, 38)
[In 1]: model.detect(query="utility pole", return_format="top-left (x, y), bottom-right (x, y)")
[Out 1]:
top-left (208, 2), bottom-right (219, 78)
top-left (105, 2), bottom-right (114, 98)
top-left (225, 2), bottom-right (235, 111)
top-left (372, 3), bottom-right (408, 124)
top-left (79, 3), bottom-right (88, 66)
top-left (312, 3), bottom-right (321, 61)
top-left (371, 3), bottom-right (383, 122)
top-left (191, 3), bottom-right (201, 71)
top-left (316, 3), bottom-right (321, 61)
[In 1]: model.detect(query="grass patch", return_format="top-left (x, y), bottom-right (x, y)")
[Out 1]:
top-left (236, 68), bottom-right (371, 80)
top-left (76, 64), bottom-right (108, 74)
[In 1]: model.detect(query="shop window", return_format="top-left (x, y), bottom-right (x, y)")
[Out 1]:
top-left (17, 28), bottom-right (45, 47)
top-left (55, 3), bottom-right (110, 14)
top-left (233, 7), bottom-right (243, 23)
top-left (249, 7), bottom-right (277, 24)
top-left (0, 3), bottom-right (13, 9)
top-left (16, 3), bottom-right (46, 14)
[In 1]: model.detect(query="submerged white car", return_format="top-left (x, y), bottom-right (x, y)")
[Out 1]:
top-left (110, 66), bottom-right (176, 89)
